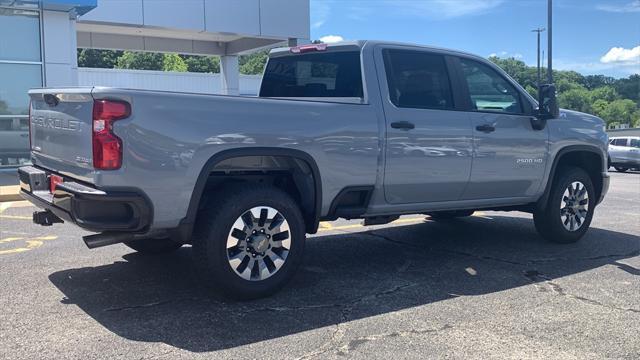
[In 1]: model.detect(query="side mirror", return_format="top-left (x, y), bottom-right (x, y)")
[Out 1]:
top-left (537, 84), bottom-right (560, 120)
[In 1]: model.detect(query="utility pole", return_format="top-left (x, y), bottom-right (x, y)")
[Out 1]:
top-left (547, 0), bottom-right (553, 83)
top-left (531, 27), bottom-right (546, 86)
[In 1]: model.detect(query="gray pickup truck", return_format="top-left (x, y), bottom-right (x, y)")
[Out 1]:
top-left (19, 41), bottom-right (610, 298)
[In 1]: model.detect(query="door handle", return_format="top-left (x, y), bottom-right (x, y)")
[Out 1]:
top-left (390, 121), bottom-right (415, 130)
top-left (475, 124), bottom-right (496, 133)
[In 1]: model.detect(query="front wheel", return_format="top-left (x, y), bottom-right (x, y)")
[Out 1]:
top-left (193, 184), bottom-right (306, 299)
top-left (534, 167), bottom-right (595, 244)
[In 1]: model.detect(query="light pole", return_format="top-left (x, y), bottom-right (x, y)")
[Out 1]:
top-left (531, 27), bottom-right (546, 86)
top-left (547, 0), bottom-right (553, 83)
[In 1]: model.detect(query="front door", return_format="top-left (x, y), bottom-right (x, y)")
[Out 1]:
top-left (378, 48), bottom-right (473, 204)
top-left (457, 57), bottom-right (549, 200)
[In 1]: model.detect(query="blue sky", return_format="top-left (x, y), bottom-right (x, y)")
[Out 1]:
top-left (309, 0), bottom-right (640, 78)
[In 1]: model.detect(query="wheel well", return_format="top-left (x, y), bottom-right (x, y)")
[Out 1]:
top-left (554, 150), bottom-right (604, 202)
top-left (196, 155), bottom-right (319, 234)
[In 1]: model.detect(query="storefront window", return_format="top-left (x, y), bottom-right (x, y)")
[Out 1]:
top-left (0, 6), bottom-right (42, 167)
top-left (0, 8), bottom-right (41, 61)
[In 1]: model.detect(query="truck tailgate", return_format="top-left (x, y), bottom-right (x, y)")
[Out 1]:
top-left (28, 88), bottom-right (96, 182)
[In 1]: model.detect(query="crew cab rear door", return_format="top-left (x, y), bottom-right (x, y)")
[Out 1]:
top-left (376, 46), bottom-right (473, 204)
top-left (28, 88), bottom-right (96, 182)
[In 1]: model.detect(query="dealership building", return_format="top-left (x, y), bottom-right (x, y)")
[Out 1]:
top-left (0, 0), bottom-right (309, 167)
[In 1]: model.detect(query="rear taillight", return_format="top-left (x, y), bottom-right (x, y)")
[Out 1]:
top-left (92, 99), bottom-right (130, 170)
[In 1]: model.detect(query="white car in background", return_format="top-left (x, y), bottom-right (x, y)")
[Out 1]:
top-left (608, 136), bottom-right (640, 172)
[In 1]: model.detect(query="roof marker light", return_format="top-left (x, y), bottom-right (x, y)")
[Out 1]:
top-left (290, 43), bottom-right (328, 54)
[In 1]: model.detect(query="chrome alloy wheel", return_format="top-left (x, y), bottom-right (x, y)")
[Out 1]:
top-left (560, 181), bottom-right (590, 232)
top-left (226, 206), bottom-right (291, 281)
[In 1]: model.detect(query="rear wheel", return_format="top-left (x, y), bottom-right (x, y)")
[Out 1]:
top-left (125, 237), bottom-right (183, 254)
top-left (534, 167), bottom-right (595, 244)
top-left (427, 210), bottom-right (475, 220)
top-left (614, 166), bottom-right (628, 173)
top-left (193, 184), bottom-right (305, 299)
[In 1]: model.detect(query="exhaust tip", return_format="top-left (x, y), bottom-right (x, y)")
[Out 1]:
top-left (83, 232), bottom-right (134, 249)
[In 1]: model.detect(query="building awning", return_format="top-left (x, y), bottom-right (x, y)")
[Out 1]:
top-left (42, 0), bottom-right (96, 16)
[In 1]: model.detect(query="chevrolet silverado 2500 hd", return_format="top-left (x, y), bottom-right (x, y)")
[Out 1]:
top-left (19, 41), bottom-right (610, 298)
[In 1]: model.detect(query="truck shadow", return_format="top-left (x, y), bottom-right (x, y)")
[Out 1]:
top-left (48, 215), bottom-right (640, 352)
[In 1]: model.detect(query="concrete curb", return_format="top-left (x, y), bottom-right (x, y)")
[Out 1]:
top-left (0, 186), bottom-right (22, 202)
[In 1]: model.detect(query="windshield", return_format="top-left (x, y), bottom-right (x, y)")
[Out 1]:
top-left (260, 51), bottom-right (363, 98)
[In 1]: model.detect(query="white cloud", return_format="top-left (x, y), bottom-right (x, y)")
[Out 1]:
top-left (555, 59), bottom-right (639, 78)
top-left (600, 46), bottom-right (640, 64)
top-left (319, 35), bottom-right (344, 43)
top-left (596, 0), bottom-right (640, 13)
top-left (488, 51), bottom-right (523, 59)
top-left (387, 0), bottom-right (505, 19)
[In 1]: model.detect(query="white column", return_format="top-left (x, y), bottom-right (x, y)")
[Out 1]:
top-left (220, 55), bottom-right (240, 95)
top-left (42, 11), bottom-right (78, 87)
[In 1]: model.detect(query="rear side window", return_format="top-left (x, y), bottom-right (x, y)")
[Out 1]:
top-left (612, 138), bottom-right (628, 146)
top-left (460, 58), bottom-right (523, 114)
top-left (383, 50), bottom-right (454, 110)
top-left (260, 51), bottom-right (363, 98)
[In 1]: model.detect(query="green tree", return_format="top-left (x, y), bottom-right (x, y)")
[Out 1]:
top-left (591, 99), bottom-right (609, 119)
top-left (162, 53), bottom-right (188, 72)
top-left (601, 99), bottom-right (640, 127)
top-left (491, 56), bottom-right (639, 125)
top-left (589, 86), bottom-right (618, 103)
top-left (555, 78), bottom-right (585, 93)
top-left (240, 50), bottom-right (269, 75)
top-left (583, 75), bottom-right (616, 90)
top-left (116, 51), bottom-right (164, 71)
top-left (182, 55), bottom-right (220, 73)
top-left (525, 85), bottom-right (538, 99)
top-left (558, 87), bottom-right (592, 113)
top-left (613, 74), bottom-right (640, 105)
top-left (489, 56), bottom-right (538, 88)
top-left (77, 49), bottom-right (123, 68)
top-left (554, 70), bottom-right (585, 88)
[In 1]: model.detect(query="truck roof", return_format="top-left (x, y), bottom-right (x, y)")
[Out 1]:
top-left (270, 40), bottom-right (487, 61)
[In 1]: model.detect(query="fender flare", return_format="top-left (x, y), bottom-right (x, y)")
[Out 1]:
top-left (537, 145), bottom-right (605, 210)
top-left (177, 147), bottom-right (322, 240)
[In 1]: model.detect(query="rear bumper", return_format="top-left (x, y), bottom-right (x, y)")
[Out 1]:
top-left (18, 165), bottom-right (151, 233)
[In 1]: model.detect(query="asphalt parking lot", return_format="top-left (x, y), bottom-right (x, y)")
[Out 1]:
top-left (1, 171), bottom-right (639, 359)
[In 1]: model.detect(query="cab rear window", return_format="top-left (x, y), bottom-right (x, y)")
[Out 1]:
top-left (260, 51), bottom-right (363, 98)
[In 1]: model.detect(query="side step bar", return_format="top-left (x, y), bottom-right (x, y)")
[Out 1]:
top-left (362, 216), bottom-right (400, 226)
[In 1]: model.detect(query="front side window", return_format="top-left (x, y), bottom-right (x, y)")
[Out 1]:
top-left (260, 51), bottom-right (363, 98)
top-left (383, 50), bottom-right (454, 110)
top-left (460, 58), bottom-right (523, 114)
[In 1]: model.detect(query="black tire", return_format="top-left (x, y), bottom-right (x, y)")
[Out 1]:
top-left (534, 167), bottom-right (595, 244)
top-left (614, 167), bottom-right (628, 173)
top-left (192, 184), bottom-right (306, 300)
top-left (427, 210), bottom-right (475, 220)
top-left (125, 237), bottom-right (183, 254)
